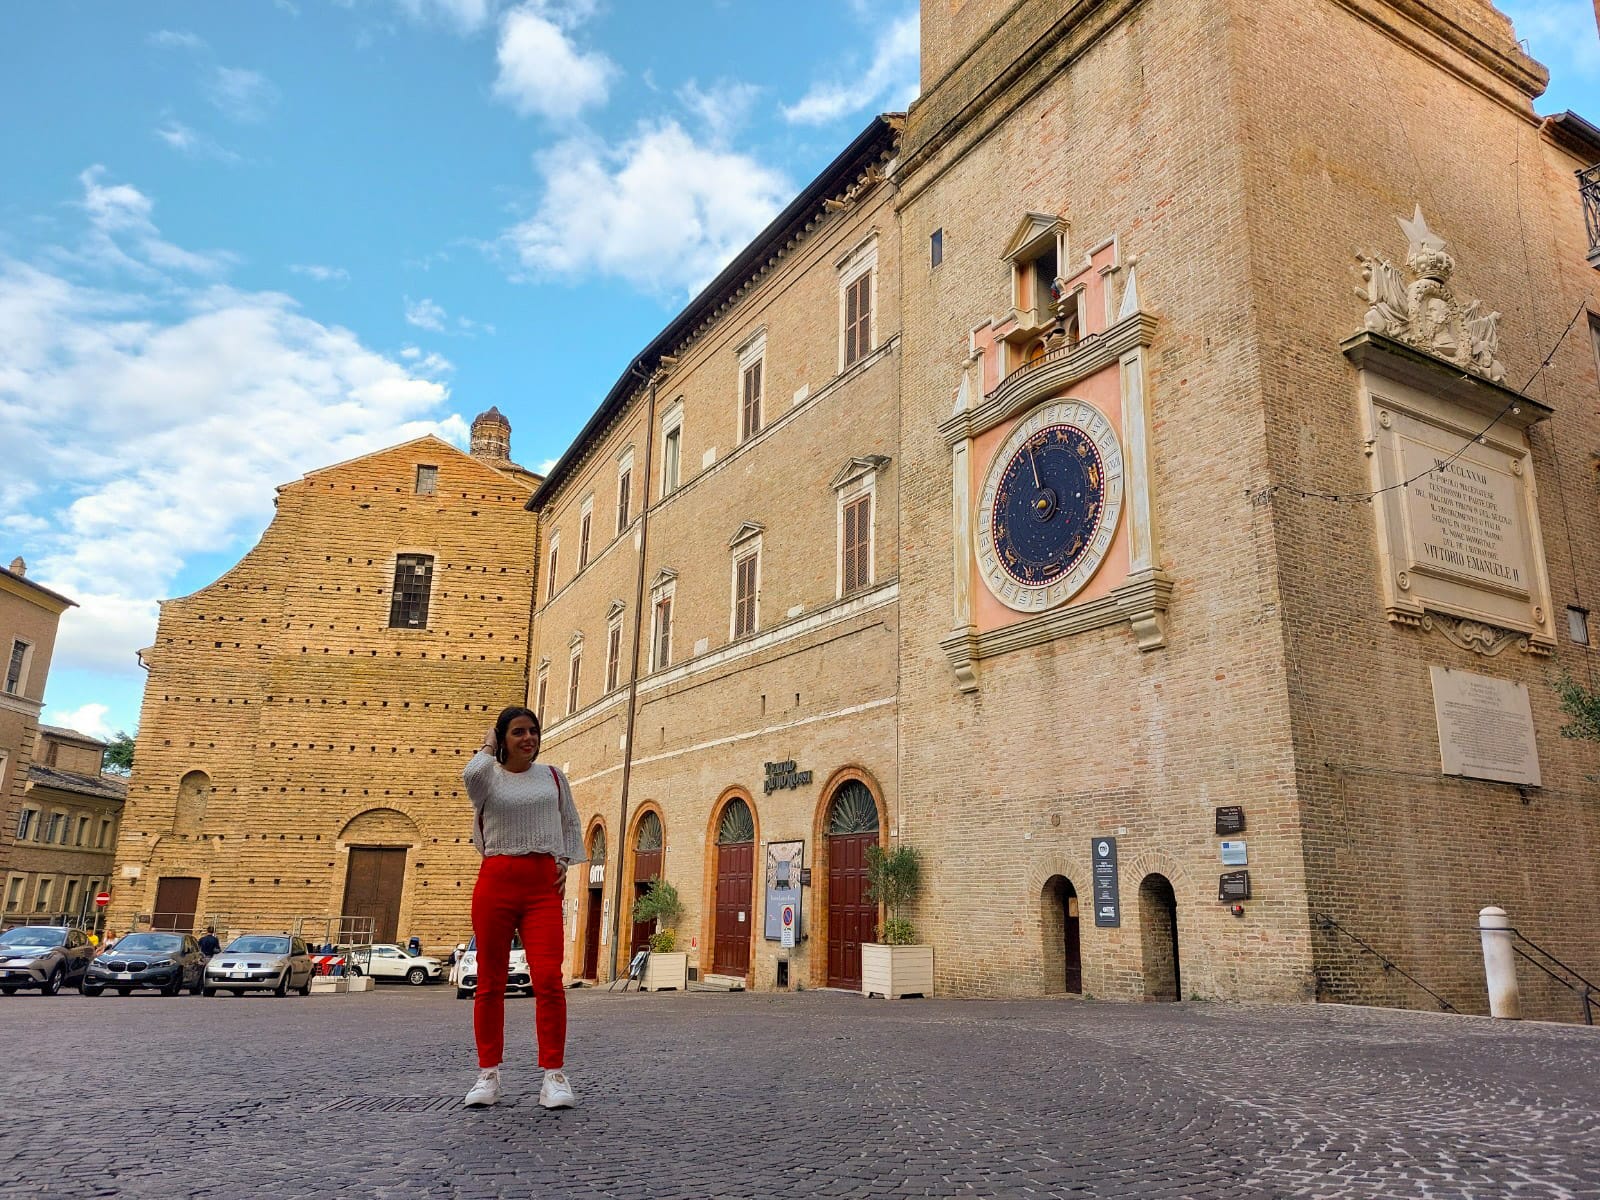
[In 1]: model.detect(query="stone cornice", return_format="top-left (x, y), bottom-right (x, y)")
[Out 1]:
top-left (941, 311), bottom-right (1158, 445)
top-left (1340, 332), bottom-right (1551, 428)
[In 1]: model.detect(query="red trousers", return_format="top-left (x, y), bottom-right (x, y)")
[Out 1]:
top-left (471, 853), bottom-right (566, 1070)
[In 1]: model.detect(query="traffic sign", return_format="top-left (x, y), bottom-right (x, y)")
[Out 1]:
top-left (780, 903), bottom-right (795, 948)
top-left (94, 891), bottom-right (111, 907)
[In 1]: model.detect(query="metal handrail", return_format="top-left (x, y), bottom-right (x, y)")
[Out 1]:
top-left (1315, 912), bottom-right (1459, 1013)
top-left (1488, 925), bottom-right (1597, 1026)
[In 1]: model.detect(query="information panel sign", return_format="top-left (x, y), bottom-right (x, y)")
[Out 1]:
top-left (1091, 837), bottom-right (1120, 928)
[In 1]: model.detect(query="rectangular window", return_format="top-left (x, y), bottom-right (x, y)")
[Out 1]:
top-left (741, 359), bottom-right (763, 443)
top-left (46, 813), bottom-right (64, 844)
top-left (606, 621), bottom-right (623, 692)
top-left (733, 552), bottom-right (758, 639)
top-left (33, 877), bottom-right (52, 913)
top-left (844, 273), bottom-right (872, 368)
top-left (579, 509), bottom-right (592, 571)
top-left (930, 228), bottom-right (943, 268)
top-left (62, 879), bottom-right (79, 915)
top-left (387, 553), bottom-right (434, 628)
top-left (663, 428), bottom-right (681, 495)
top-left (98, 818), bottom-right (112, 849)
top-left (4, 640), bottom-right (27, 694)
top-left (415, 464), bottom-right (438, 495)
top-left (16, 808), bottom-right (37, 842)
top-left (535, 669), bottom-right (549, 722)
top-left (567, 651), bottom-right (582, 716)
top-left (4, 876), bottom-right (21, 913)
top-left (616, 467), bottom-right (632, 535)
top-left (652, 594), bottom-right (673, 671)
top-left (546, 539), bottom-right (559, 602)
top-left (75, 816), bottom-right (88, 847)
top-left (1569, 607), bottom-right (1591, 647)
top-left (843, 493), bottom-right (872, 594)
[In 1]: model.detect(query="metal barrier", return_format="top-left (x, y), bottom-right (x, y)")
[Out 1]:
top-left (1479, 913), bottom-right (1596, 1026)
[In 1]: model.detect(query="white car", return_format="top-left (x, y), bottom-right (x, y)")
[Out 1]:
top-left (452, 933), bottom-right (530, 999)
top-left (364, 943), bottom-right (443, 986)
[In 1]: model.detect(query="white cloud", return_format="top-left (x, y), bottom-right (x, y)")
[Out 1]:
top-left (535, 457), bottom-right (557, 473)
top-left (47, 701), bottom-right (115, 740)
top-left (290, 263), bottom-right (350, 283)
top-left (148, 30), bottom-right (206, 51)
top-left (0, 171), bottom-right (465, 684)
top-left (207, 66), bottom-right (279, 122)
top-left (75, 166), bottom-right (234, 277)
top-left (782, 9), bottom-right (920, 125)
top-left (678, 79), bottom-right (763, 142)
top-left (492, 3), bottom-right (614, 119)
top-left (154, 120), bottom-right (243, 165)
top-left (503, 120), bottom-right (791, 295)
top-left (392, 0), bottom-right (496, 32)
top-left (405, 296), bottom-right (448, 330)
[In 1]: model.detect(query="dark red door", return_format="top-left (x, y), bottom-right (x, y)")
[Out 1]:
top-left (712, 840), bottom-right (753, 976)
top-left (581, 887), bottom-right (602, 979)
top-left (151, 876), bottom-right (200, 932)
top-left (826, 832), bottom-right (876, 989)
top-left (342, 848), bottom-right (407, 944)
top-left (630, 848), bottom-right (662, 956)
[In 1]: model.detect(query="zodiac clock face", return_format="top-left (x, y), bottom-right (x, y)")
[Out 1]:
top-left (977, 400), bottom-right (1124, 613)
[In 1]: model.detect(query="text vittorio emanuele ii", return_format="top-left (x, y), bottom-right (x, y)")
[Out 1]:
top-left (1417, 457), bottom-right (1521, 586)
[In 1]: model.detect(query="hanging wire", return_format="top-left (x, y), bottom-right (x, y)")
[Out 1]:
top-left (1251, 301), bottom-right (1589, 506)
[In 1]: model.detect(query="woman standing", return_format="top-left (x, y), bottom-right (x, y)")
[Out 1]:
top-left (462, 705), bottom-right (585, 1109)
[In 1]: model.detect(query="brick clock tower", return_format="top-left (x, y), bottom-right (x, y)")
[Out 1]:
top-left (892, 0), bottom-right (1598, 1009)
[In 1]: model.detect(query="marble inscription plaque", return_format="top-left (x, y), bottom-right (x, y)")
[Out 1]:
top-left (1399, 435), bottom-right (1527, 596)
top-left (1429, 666), bottom-right (1541, 786)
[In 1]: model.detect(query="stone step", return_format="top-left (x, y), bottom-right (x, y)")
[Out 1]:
top-left (696, 973), bottom-right (747, 991)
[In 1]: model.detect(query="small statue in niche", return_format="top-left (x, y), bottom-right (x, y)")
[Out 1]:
top-left (1354, 205), bottom-right (1506, 383)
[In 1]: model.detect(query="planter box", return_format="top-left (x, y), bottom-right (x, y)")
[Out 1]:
top-left (642, 952), bottom-right (688, 992)
top-left (861, 943), bottom-right (934, 999)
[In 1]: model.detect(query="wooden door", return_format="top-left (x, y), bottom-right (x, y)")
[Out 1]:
top-left (581, 887), bottom-right (602, 979)
top-left (342, 848), bottom-right (407, 944)
top-left (630, 848), bottom-right (662, 956)
top-left (826, 832), bottom-right (876, 989)
top-left (151, 876), bottom-right (200, 932)
top-left (712, 840), bottom-right (754, 976)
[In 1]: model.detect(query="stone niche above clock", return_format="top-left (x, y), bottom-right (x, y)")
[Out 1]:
top-left (938, 232), bottom-right (1170, 693)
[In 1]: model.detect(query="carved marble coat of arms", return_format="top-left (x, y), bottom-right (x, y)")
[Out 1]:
top-left (1356, 206), bottom-right (1506, 383)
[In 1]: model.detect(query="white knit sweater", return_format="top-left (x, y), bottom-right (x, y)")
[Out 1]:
top-left (463, 751), bottom-right (586, 863)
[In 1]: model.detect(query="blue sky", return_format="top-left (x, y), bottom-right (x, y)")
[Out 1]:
top-left (0, 0), bottom-right (1591, 742)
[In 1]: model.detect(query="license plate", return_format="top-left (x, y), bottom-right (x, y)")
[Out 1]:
top-left (116, 972), bottom-right (132, 980)
top-left (231, 971), bottom-right (246, 979)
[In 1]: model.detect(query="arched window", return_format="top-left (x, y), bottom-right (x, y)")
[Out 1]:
top-left (589, 826), bottom-right (607, 864)
top-left (173, 770), bottom-right (210, 835)
top-left (716, 797), bottom-right (754, 845)
top-left (635, 810), bottom-right (662, 851)
top-left (826, 781), bottom-right (879, 834)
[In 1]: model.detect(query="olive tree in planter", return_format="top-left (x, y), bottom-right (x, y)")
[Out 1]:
top-left (861, 844), bottom-right (934, 999)
top-left (630, 878), bottom-right (688, 992)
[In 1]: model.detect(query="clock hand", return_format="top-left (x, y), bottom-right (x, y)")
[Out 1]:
top-left (1026, 442), bottom-right (1041, 488)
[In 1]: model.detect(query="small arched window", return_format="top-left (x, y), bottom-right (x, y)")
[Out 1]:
top-left (826, 781), bottom-right (879, 835)
top-left (173, 770), bottom-right (210, 835)
top-left (635, 811), bottom-right (663, 851)
top-left (717, 798), bottom-right (754, 845)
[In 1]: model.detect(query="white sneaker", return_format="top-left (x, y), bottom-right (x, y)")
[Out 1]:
top-left (464, 1067), bottom-right (501, 1108)
top-left (538, 1069), bottom-right (576, 1109)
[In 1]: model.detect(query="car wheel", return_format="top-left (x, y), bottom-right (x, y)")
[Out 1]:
top-left (162, 974), bottom-right (184, 997)
top-left (202, 986), bottom-right (217, 997)
top-left (80, 984), bottom-right (104, 997)
top-left (406, 967), bottom-right (428, 986)
top-left (298, 975), bottom-right (312, 997)
top-left (1, 986), bottom-right (17, 995)
top-left (42, 966), bottom-right (64, 997)
top-left (190, 976), bottom-right (204, 996)
top-left (274, 971), bottom-right (290, 997)
top-left (456, 987), bottom-right (472, 1000)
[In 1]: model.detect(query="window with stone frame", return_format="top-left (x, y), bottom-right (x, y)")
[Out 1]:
top-left (741, 358), bottom-right (763, 442)
top-left (4, 875), bottom-right (22, 913)
top-left (16, 807), bottom-right (37, 842)
top-left (535, 664), bottom-right (549, 722)
top-left (650, 574), bottom-right (676, 672)
top-left (387, 553), bottom-right (434, 628)
top-left (606, 610), bottom-right (624, 692)
top-left (46, 812), bottom-right (64, 844)
top-left (832, 455), bottom-right (887, 598)
top-left (415, 464), bottom-right (438, 495)
top-left (75, 815), bottom-right (89, 846)
top-left (661, 402), bottom-right (684, 497)
top-left (842, 493), bottom-right (872, 594)
top-left (97, 817), bottom-right (112, 848)
top-left (33, 876), bottom-right (53, 913)
top-left (5, 639), bottom-right (27, 694)
top-left (616, 451), bottom-right (634, 536)
top-left (546, 535), bottom-right (560, 602)
top-left (578, 496), bottom-right (594, 571)
top-left (838, 236), bottom-right (877, 371)
top-left (62, 878), bottom-right (79, 916)
top-left (729, 524), bottom-right (763, 641)
top-left (567, 646), bottom-right (582, 716)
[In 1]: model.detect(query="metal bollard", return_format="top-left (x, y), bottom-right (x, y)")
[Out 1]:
top-left (1479, 906), bottom-right (1521, 1020)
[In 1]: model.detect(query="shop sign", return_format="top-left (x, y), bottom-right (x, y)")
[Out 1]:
top-left (763, 759), bottom-right (813, 794)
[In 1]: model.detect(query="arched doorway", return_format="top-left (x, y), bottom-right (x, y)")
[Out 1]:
top-left (711, 797), bottom-right (755, 977)
top-left (824, 780), bottom-right (879, 990)
top-left (339, 808), bottom-right (419, 946)
top-left (629, 811), bottom-right (663, 958)
top-left (581, 826), bottom-right (606, 980)
top-left (1044, 875), bottom-right (1082, 994)
top-left (1139, 873), bottom-right (1180, 1001)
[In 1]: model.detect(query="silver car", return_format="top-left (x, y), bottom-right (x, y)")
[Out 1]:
top-left (0, 925), bottom-right (94, 996)
top-left (203, 934), bottom-right (314, 996)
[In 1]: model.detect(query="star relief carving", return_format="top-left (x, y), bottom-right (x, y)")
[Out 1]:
top-left (1355, 205), bottom-right (1506, 382)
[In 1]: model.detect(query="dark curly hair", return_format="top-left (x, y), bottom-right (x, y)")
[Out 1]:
top-left (493, 705), bottom-right (541, 764)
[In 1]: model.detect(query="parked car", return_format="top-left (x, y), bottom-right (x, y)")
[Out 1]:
top-left (453, 933), bottom-right (530, 1000)
top-left (365, 943), bottom-right (443, 986)
top-left (82, 931), bottom-right (206, 997)
top-left (204, 934), bottom-right (314, 997)
top-left (0, 925), bottom-right (94, 996)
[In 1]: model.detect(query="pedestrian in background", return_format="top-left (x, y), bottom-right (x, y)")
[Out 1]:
top-left (461, 706), bottom-right (584, 1111)
top-left (198, 926), bottom-right (221, 957)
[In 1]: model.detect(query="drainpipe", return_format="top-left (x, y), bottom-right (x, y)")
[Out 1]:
top-left (607, 356), bottom-right (672, 979)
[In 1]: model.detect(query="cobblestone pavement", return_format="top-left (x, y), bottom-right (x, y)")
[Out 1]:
top-left (3, 985), bottom-right (1598, 1198)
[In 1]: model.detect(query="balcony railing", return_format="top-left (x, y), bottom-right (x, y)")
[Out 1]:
top-left (1581, 163), bottom-right (1600, 269)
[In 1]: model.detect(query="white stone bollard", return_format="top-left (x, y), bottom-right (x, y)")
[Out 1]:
top-left (1479, 906), bottom-right (1521, 1020)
